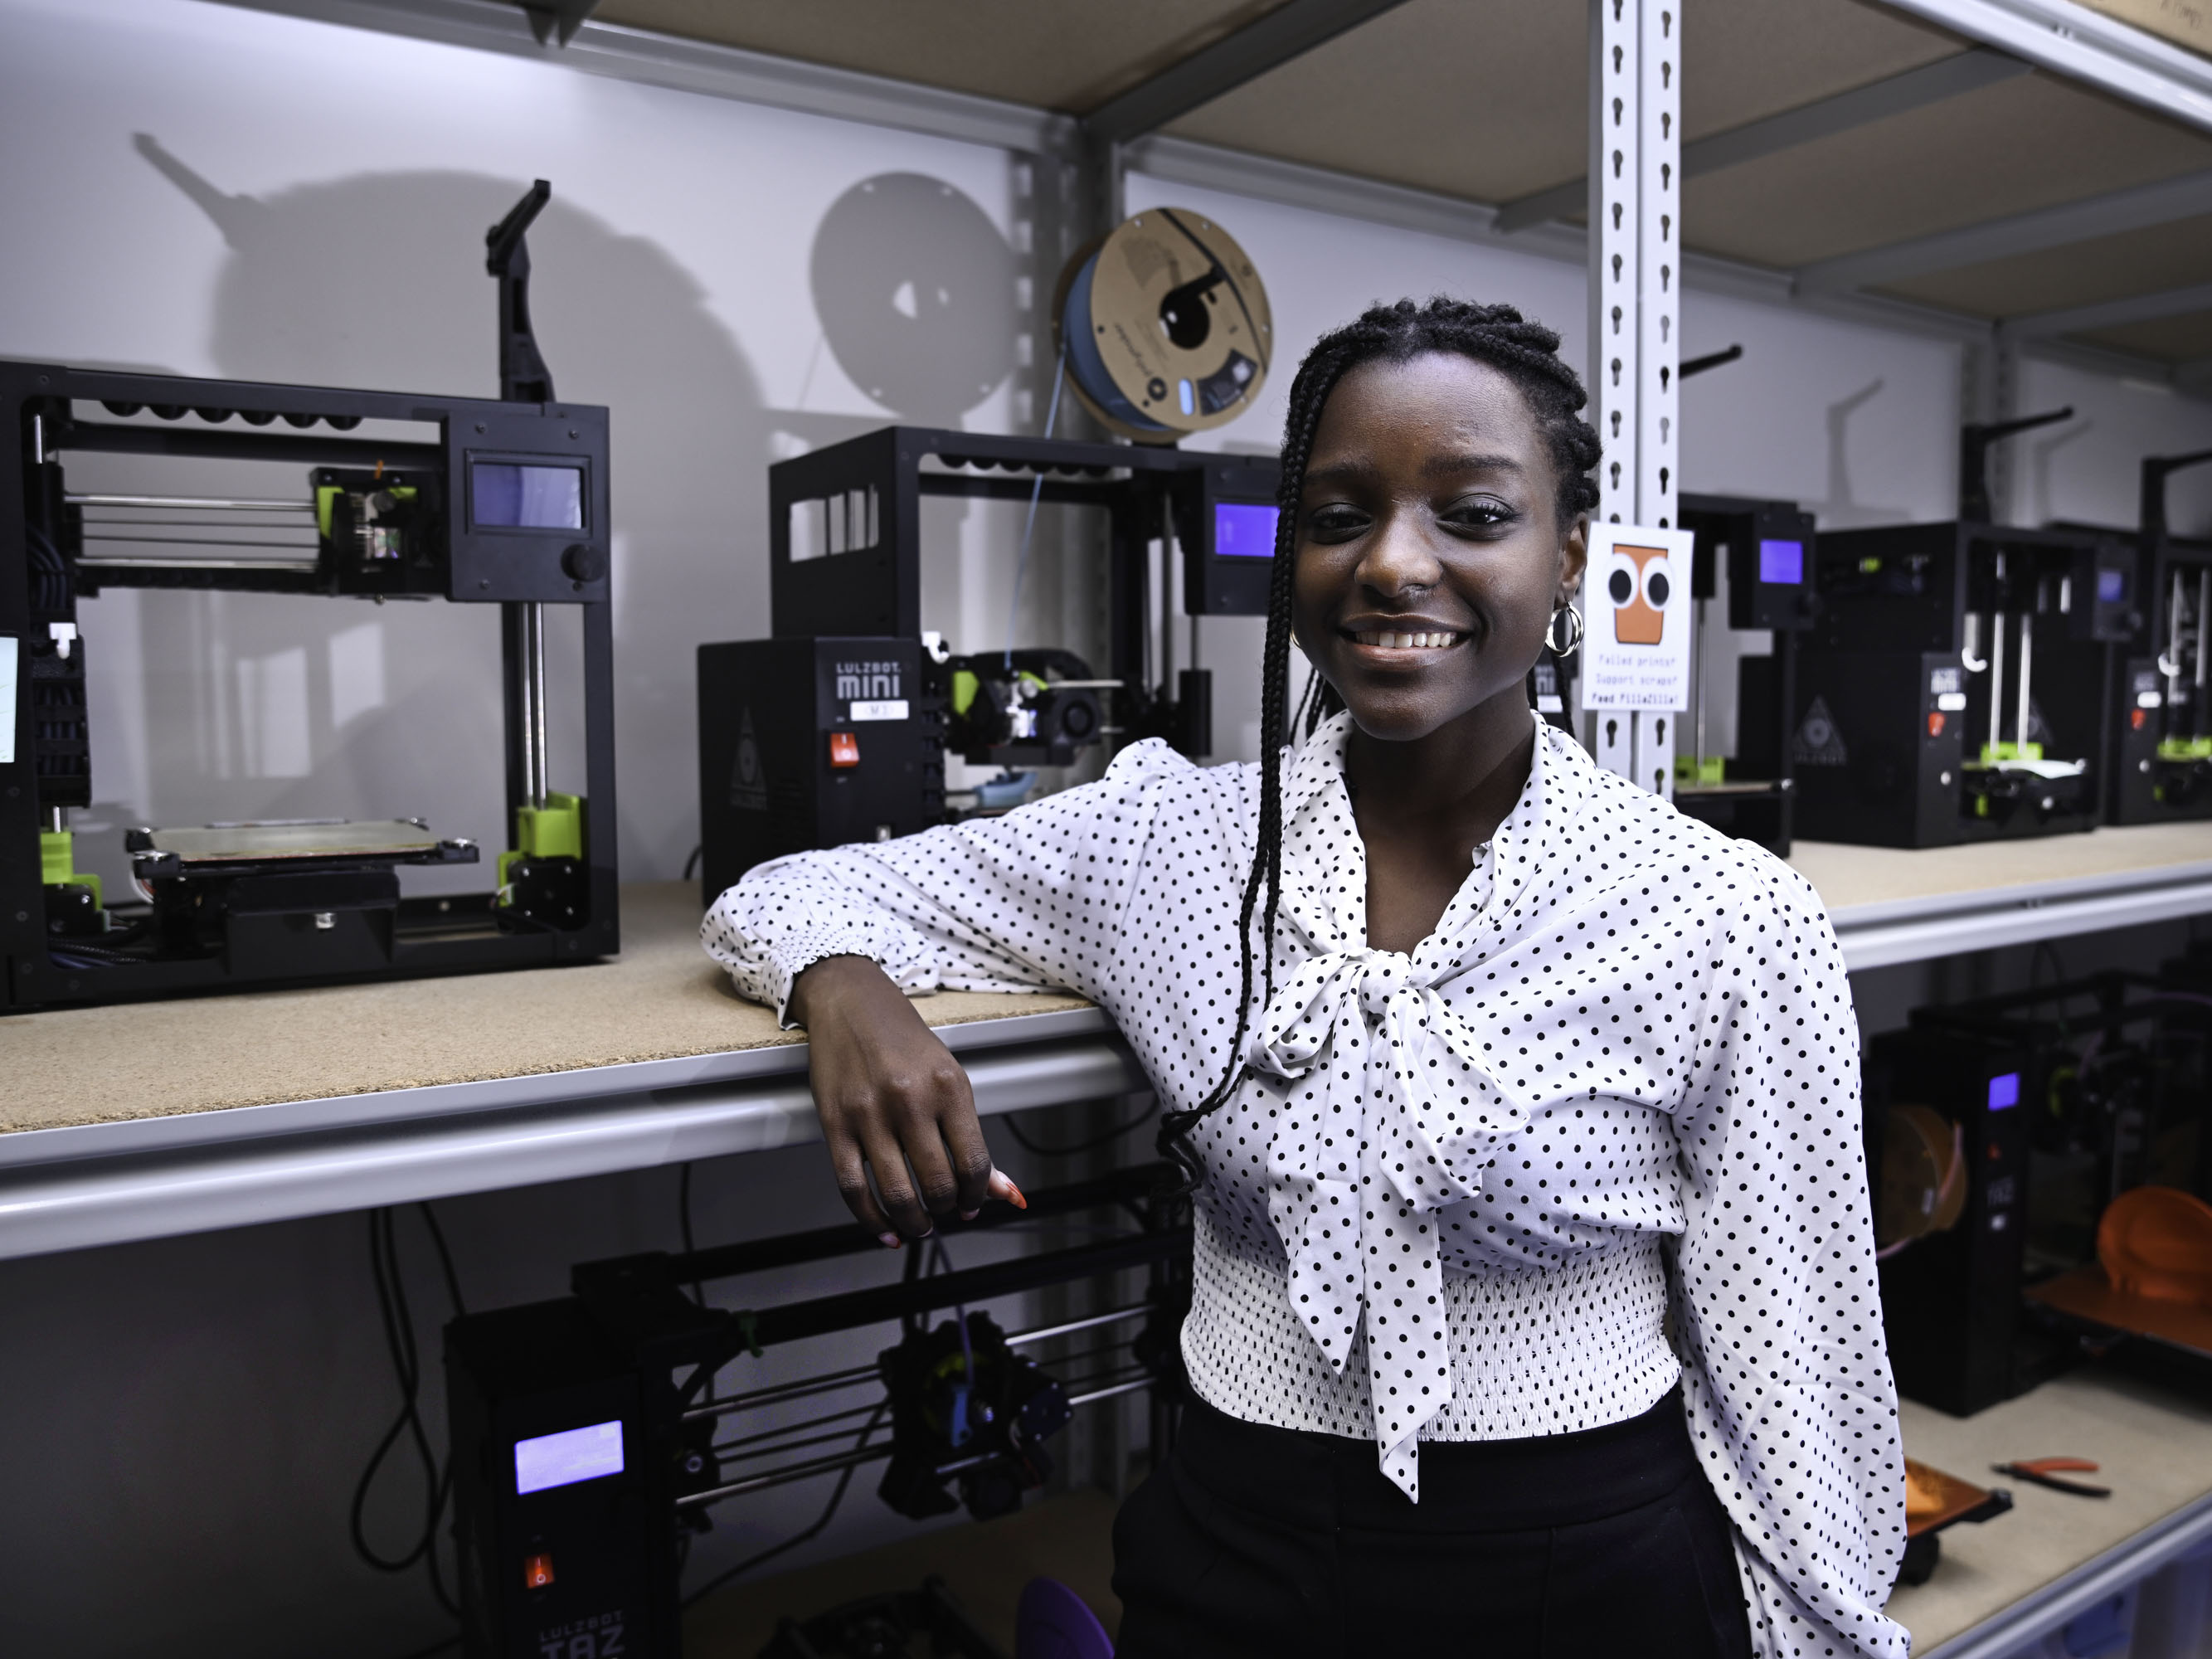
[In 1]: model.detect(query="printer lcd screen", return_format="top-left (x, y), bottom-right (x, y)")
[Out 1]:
top-left (473, 461), bottom-right (584, 530)
top-left (1215, 500), bottom-right (1279, 558)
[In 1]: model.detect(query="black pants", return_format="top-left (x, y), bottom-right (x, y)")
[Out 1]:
top-left (1112, 1389), bottom-right (1753, 1658)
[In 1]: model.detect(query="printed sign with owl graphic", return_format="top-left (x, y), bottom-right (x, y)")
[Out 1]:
top-left (1578, 523), bottom-right (1695, 711)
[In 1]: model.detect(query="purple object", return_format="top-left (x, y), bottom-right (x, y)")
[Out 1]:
top-left (1016, 1576), bottom-right (1114, 1659)
top-left (1214, 499), bottom-right (1278, 557)
top-left (1757, 538), bottom-right (1804, 585)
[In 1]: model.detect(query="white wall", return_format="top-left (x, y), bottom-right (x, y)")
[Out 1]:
top-left (1, 0), bottom-right (1064, 890)
top-left (2010, 357), bottom-right (2212, 535)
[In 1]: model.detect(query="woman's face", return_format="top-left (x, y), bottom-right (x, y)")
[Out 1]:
top-left (1291, 352), bottom-right (1587, 745)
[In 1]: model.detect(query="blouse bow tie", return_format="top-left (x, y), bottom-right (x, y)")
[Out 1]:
top-left (1248, 946), bottom-right (1534, 1499)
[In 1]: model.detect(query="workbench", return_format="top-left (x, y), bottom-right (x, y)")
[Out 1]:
top-left (3, 820), bottom-right (2211, 1264)
top-left (1892, 1367), bottom-right (2212, 1657)
top-left (672, 1365), bottom-right (2212, 1659)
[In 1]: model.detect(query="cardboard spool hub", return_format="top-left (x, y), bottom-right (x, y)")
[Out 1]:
top-left (1055, 208), bottom-right (1271, 443)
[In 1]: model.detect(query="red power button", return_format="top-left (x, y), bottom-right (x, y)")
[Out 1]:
top-left (829, 732), bottom-right (860, 768)
top-left (523, 1552), bottom-right (555, 1589)
top-left (1928, 711), bottom-right (1946, 737)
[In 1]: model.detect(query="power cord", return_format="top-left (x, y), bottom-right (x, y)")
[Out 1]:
top-left (679, 1399), bottom-right (892, 1608)
top-left (1000, 1095), bottom-right (1159, 1158)
top-left (352, 1204), bottom-right (467, 1626)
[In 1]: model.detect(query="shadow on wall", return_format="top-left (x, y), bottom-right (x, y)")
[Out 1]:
top-left (1806, 377), bottom-right (1910, 529)
top-left (810, 170), bottom-right (1017, 427)
top-left (114, 136), bottom-right (769, 882)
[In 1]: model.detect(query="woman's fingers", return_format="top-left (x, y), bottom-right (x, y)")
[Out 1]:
top-left (826, 1122), bottom-right (900, 1246)
top-left (861, 1122), bottom-right (936, 1240)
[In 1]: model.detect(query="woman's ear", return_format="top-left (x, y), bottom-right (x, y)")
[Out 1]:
top-left (1558, 511), bottom-right (1591, 607)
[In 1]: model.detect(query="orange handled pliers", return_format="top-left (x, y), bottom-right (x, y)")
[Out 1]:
top-left (1991, 1457), bottom-right (2110, 1498)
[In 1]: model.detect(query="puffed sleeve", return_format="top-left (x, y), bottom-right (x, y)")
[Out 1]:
top-left (700, 738), bottom-right (1195, 1024)
top-left (1672, 857), bottom-right (1908, 1659)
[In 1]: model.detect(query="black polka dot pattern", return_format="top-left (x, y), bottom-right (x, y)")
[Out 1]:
top-left (703, 712), bottom-right (1908, 1659)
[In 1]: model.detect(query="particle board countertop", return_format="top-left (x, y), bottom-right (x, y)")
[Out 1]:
top-left (1889, 1366), bottom-right (2212, 1655)
top-left (7, 820), bottom-right (2212, 1140)
top-left (1790, 820), bottom-right (2212, 918)
top-left (0, 882), bottom-right (1089, 1136)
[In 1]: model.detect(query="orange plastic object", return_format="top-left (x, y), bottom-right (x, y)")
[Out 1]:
top-left (829, 732), bottom-right (860, 768)
top-left (2099, 1185), bottom-right (2212, 1305)
top-left (523, 1551), bottom-right (555, 1589)
top-left (1878, 1105), bottom-right (1966, 1251)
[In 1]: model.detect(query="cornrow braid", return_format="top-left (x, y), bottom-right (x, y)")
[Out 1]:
top-left (1157, 297), bottom-right (1602, 1185)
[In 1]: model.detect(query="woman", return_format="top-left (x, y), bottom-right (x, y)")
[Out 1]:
top-left (704, 299), bottom-right (1906, 1659)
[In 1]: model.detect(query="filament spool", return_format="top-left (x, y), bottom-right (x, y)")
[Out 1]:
top-left (1054, 208), bottom-right (1271, 444)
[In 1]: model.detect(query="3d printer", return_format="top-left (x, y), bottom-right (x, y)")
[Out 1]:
top-left (2108, 449), bottom-right (2212, 823)
top-left (1669, 492), bottom-right (1818, 854)
top-left (696, 427), bottom-right (1278, 902)
top-left (1795, 410), bottom-right (2137, 847)
top-left (1870, 971), bottom-right (2212, 1415)
top-left (445, 1164), bottom-right (1189, 1659)
top-left (2, 181), bottom-right (617, 1009)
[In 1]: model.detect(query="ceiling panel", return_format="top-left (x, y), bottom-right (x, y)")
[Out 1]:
top-left (1876, 214), bottom-right (2212, 318)
top-left (1159, 0), bottom-right (1583, 204)
top-left (592, 0), bottom-right (1286, 113)
top-left (2078, 311), bottom-right (2212, 362)
top-left (1682, 0), bottom-right (1964, 142)
top-left (1680, 71), bottom-right (2212, 269)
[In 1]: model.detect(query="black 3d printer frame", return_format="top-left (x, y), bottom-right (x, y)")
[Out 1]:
top-left (767, 425), bottom-right (1280, 758)
top-left (1, 360), bottom-right (619, 1010)
top-left (445, 1162), bottom-right (1190, 1659)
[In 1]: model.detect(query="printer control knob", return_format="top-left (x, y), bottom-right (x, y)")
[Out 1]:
top-left (561, 542), bottom-right (605, 583)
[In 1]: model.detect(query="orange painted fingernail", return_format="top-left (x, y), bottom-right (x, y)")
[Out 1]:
top-left (1004, 1179), bottom-right (1028, 1209)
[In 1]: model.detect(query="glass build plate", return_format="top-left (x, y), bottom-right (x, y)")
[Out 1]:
top-left (144, 820), bottom-right (442, 863)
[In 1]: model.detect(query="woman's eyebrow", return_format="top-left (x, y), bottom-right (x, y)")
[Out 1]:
top-left (1424, 451), bottom-right (1525, 477)
top-left (1301, 459), bottom-right (1378, 489)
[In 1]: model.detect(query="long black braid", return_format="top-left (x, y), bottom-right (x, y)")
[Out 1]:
top-left (1156, 297), bottom-right (1602, 1183)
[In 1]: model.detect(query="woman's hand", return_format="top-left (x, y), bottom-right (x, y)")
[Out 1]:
top-left (788, 954), bottom-right (1021, 1245)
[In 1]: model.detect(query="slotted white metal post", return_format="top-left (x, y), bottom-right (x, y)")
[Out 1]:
top-left (1584, 0), bottom-right (1682, 797)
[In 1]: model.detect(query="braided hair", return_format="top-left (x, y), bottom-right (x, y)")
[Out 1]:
top-left (1157, 297), bottom-right (1602, 1182)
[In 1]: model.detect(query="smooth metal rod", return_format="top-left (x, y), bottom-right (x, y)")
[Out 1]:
top-left (2197, 570), bottom-right (2210, 693)
top-left (2015, 611), bottom-right (2034, 752)
top-left (78, 557), bottom-right (320, 572)
top-left (78, 533), bottom-right (316, 548)
top-left (709, 1421), bottom-right (877, 1467)
top-left (45, 806), bottom-right (64, 834)
top-left (2171, 572), bottom-right (2188, 700)
top-left (66, 494), bottom-right (311, 511)
top-left (1006, 1304), bottom-right (1149, 1348)
top-left (675, 1442), bottom-right (892, 1506)
top-left (1066, 1375), bottom-right (1155, 1408)
top-left (30, 414), bottom-right (46, 462)
top-left (679, 1364), bottom-right (879, 1424)
top-left (523, 601), bottom-right (548, 810)
top-left (1988, 611), bottom-right (2006, 757)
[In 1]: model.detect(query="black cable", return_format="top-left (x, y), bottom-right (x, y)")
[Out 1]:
top-left (682, 844), bottom-right (702, 882)
top-left (351, 1204), bottom-right (467, 1625)
top-left (680, 1399), bottom-right (892, 1608)
top-left (1000, 1095), bottom-right (1159, 1159)
top-left (678, 1163), bottom-right (716, 1407)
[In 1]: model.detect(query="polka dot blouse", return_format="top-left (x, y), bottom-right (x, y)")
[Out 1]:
top-left (703, 711), bottom-right (1908, 1659)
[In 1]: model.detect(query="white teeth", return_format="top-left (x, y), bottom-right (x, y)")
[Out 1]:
top-left (1355, 630), bottom-right (1456, 649)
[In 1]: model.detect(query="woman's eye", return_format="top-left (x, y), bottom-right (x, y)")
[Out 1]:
top-left (1444, 497), bottom-right (1515, 528)
top-left (1307, 504), bottom-right (1369, 538)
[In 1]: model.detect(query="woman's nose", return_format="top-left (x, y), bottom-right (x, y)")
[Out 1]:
top-left (1355, 507), bottom-right (1446, 596)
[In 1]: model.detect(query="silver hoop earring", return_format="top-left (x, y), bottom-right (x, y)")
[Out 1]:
top-left (1546, 602), bottom-right (1584, 659)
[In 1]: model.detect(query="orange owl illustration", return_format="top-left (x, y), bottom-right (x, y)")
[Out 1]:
top-left (1607, 542), bottom-right (1674, 645)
